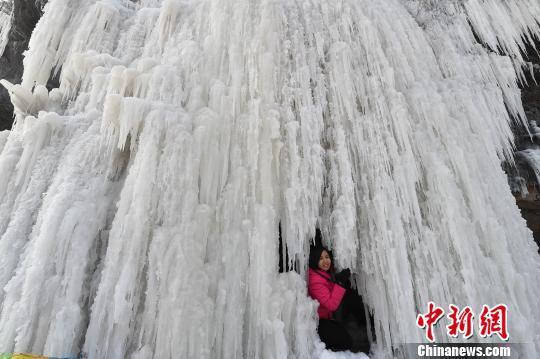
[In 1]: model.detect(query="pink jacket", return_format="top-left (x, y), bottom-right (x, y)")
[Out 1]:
top-left (308, 268), bottom-right (346, 319)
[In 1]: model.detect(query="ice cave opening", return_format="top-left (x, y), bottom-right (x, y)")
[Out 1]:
top-left (0, 0), bottom-right (540, 358)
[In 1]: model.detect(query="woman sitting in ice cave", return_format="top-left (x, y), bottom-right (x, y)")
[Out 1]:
top-left (308, 246), bottom-right (370, 353)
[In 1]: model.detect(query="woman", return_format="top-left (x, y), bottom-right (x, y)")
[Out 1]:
top-left (308, 246), bottom-right (352, 351)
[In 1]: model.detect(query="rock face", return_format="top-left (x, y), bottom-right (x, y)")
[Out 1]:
top-left (513, 46), bottom-right (540, 249)
top-left (0, 0), bottom-right (44, 131)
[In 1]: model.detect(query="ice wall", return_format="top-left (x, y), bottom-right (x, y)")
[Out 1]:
top-left (0, 0), bottom-right (539, 358)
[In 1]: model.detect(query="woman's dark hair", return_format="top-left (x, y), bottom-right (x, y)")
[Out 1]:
top-left (309, 245), bottom-right (333, 271)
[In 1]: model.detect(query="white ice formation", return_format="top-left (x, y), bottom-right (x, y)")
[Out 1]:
top-left (0, 0), bottom-right (12, 55)
top-left (0, 0), bottom-right (539, 358)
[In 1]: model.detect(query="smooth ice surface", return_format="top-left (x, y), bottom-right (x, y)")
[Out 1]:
top-left (0, 0), bottom-right (540, 358)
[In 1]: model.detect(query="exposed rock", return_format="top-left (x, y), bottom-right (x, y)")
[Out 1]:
top-left (515, 185), bottom-right (540, 245)
top-left (509, 41), bottom-right (540, 249)
top-left (0, 0), bottom-right (45, 131)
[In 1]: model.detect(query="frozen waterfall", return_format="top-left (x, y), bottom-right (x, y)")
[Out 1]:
top-left (0, 0), bottom-right (540, 358)
top-left (0, 1), bottom-right (12, 56)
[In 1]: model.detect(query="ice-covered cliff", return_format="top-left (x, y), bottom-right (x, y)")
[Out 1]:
top-left (506, 43), bottom-right (540, 246)
top-left (0, 0), bottom-right (45, 131)
top-left (0, 0), bottom-right (539, 358)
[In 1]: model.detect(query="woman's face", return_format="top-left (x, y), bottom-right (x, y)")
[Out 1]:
top-left (318, 250), bottom-right (331, 272)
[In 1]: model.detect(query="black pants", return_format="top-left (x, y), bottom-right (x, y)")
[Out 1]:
top-left (338, 289), bottom-right (367, 326)
top-left (318, 319), bottom-right (352, 351)
top-left (330, 289), bottom-right (372, 353)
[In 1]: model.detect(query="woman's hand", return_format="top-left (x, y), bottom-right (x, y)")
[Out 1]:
top-left (335, 268), bottom-right (351, 288)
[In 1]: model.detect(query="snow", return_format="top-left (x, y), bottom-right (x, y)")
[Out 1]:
top-left (0, 0), bottom-right (540, 358)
